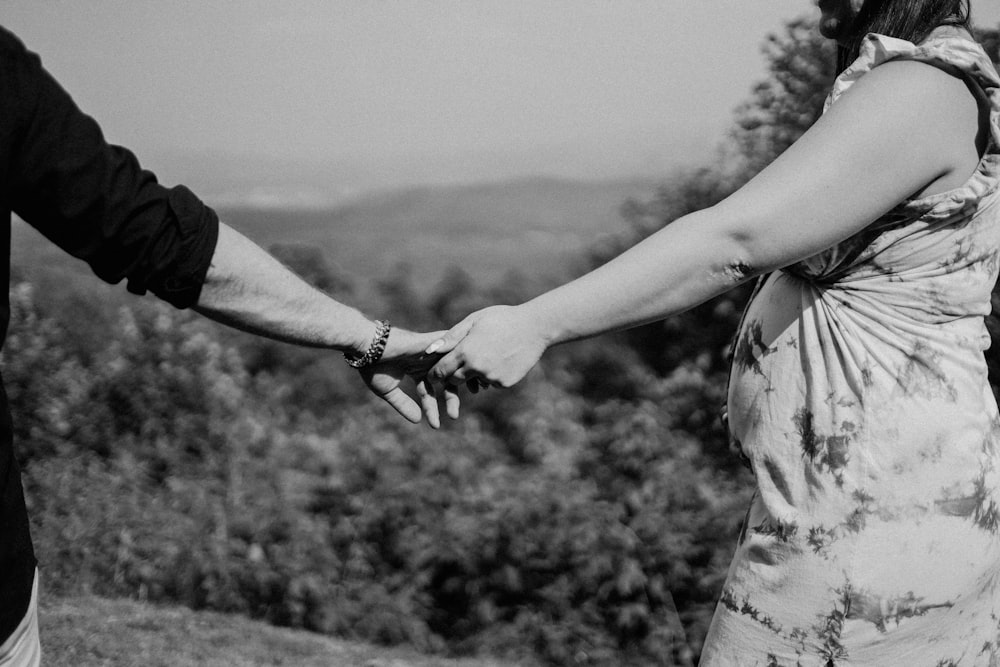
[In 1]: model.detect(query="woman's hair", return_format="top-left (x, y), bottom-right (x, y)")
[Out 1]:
top-left (837, 0), bottom-right (972, 71)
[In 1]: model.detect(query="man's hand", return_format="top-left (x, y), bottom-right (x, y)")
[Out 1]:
top-left (360, 328), bottom-right (460, 428)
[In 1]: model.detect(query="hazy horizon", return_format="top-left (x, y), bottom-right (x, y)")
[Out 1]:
top-left (4, 1), bottom-right (1000, 207)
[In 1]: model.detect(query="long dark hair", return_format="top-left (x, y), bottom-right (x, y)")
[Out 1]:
top-left (837, 0), bottom-right (972, 71)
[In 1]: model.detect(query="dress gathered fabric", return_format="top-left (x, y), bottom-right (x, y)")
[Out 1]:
top-left (700, 30), bottom-right (1000, 666)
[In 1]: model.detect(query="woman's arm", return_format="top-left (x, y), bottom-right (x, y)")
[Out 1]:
top-left (428, 59), bottom-right (983, 387)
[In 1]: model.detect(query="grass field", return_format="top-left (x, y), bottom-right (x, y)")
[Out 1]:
top-left (40, 595), bottom-right (534, 667)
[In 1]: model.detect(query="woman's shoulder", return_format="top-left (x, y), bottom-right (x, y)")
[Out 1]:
top-left (826, 26), bottom-right (994, 153)
top-left (835, 28), bottom-right (997, 206)
top-left (834, 54), bottom-right (976, 124)
top-left (816, 32), bottom-right (987, 204)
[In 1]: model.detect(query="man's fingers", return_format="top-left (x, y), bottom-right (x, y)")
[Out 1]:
top-left (466, 377), bottom-right (491, 393)
top-left (443, 384), bottom-right (461, 420)
top-left (429, 351), bottom-right (463, 382)
top-left (378, 387), bottom-right (422, 424)
top-left (415, 379), bottom-right (441, 429)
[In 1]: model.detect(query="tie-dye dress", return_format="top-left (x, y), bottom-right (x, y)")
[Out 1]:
top-left (700, 31), bottom-right (1000, 667)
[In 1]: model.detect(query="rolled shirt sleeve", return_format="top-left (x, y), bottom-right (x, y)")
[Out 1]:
top-left (3, 27), bottom-right (219, 309)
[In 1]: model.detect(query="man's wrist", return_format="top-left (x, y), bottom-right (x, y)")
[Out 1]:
top-left (342, 315), bottom-right (378, 357)
top-left (344, 319), bottom-right (390, 368)
top-left (379, 326), bottom-right (412, 360)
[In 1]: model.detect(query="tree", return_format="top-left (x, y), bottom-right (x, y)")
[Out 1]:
top-left (725, 17), bottom-right (837, 180)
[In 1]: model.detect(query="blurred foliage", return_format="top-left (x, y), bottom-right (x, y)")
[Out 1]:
top-left (11, 284), bottom-right (742, 664)
top-left (8, 14), bottom-right (1000, 667)
top-left (727, 17), bottom-right (837, 180)
top-left (268, 242), bottom-right (356, 299)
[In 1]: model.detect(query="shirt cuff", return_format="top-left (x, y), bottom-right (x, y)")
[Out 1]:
top-left (126, 185), bottom-right (220, 309)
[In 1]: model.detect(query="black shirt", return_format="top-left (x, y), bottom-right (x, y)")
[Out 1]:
top-left (0, 26), bottom-right (219, 640)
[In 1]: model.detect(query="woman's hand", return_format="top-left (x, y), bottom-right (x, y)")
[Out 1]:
top-left (426, 305), bottom-right (551, 389)
top-left (360, 328), bottom-right (459, 428)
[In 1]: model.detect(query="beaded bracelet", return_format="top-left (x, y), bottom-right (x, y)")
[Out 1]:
top-left (344, 320), bottom-right (391, 369)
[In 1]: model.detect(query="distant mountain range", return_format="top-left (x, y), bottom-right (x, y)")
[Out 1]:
top-left (219, 176), bottom-right (661, 289)
top-left (11, 175), bottom-right (663, 298)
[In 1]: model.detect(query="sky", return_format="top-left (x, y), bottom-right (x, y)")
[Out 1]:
top-left (3, 1), bottom-right (1000, 206)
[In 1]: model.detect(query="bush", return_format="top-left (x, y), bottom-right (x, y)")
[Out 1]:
top-left (5, 277), bottom-right (751, 664)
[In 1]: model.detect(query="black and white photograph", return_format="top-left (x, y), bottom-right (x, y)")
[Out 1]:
top-left (2, 1), bottom-right (1000, 665)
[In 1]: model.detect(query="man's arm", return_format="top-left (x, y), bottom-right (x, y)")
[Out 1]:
top-left (2, 27), bottom-right (446, 425)
top-left (195, 223), bottom-right (450, 425)
top-left (194, 223), bottom-right (377, 355)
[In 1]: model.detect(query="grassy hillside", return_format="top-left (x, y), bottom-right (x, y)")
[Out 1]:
top-left (40, 595), bottom-right (535, 667)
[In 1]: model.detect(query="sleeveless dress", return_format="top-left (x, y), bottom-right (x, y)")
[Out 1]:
top-left (699, 30), bottom-right (1000, 667)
